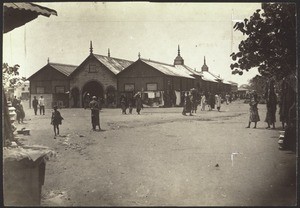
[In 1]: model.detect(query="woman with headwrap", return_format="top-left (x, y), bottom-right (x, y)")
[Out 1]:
top-left (246, 90), bottom-right (260, 128)
top-left (265, 80), bottom-right (277, 129)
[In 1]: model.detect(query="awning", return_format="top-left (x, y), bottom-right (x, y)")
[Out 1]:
top-left (3, 2), bottom-right (57, 33)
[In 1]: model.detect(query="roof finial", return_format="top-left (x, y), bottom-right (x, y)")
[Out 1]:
top-left (204, 56), bottom-right (206, 65)
top-left (108, 48), bottom-right (110, 57)
top-left (138, 52), bottom-right (141, 59)
top-left (47, 57), bottom-right (50, 64)
top-left (90, 41), bottom-right (93, 54)
top-left (178, 45), bottom-right (180, 56)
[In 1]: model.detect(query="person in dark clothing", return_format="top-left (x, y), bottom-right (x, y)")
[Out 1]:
top-left (12, 96), bottom-right (18, 108)
top-left (265, 80), bottom-right (277, 129)
top-left (208, 92), bottom-right (215, 111)
top-left (135, 94), bottom-right (143, 114)
top-left (32, 96), bottom-right (38, 115)
top-left (89, 96), bottom-right (101, 131)
top-left (128, 96), bottom-right (134, 114)
top-left (51, 106), bottom-right (63, 137)
top-left (120, 95), bottom-right (127, 114)
top-left (15, 101), bottom-right (25, 124)
top-left (182, 92), bottom-right (192, 116)
top-left (246, 90), bottom-right (260, 128)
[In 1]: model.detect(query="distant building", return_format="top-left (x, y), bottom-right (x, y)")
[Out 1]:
top-left (14, 81), bottom-right (30, 100)
top-left (237, 86), bottom-right (249, 99)
top-left (28, 43), bottom-right (235, 108)
top-left (228, 81), bottom-right (238, 92)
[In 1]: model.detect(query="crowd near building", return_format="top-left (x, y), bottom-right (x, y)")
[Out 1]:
top-left (27, 42), bottom-right (237, 109)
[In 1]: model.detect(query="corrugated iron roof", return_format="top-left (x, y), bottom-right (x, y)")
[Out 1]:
top-left (201, 71), bottom-right (218, 82)
top-left (141, 59), bottom-right (195, 79)
top-left (49, 63), bottom-right (78, 76)
top-left (175, 65), bottom-right (203, 77)
top-left (227, 81), bottom-right (238, 85)
top-left (4, 2), bottom-right (57, 17)
top-left (93, 54), bottom-right (134, 75)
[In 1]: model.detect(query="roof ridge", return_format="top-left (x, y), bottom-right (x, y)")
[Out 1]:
top-left (93, 53), bottom-right (133, 63)
top-left (207, 71), bottom-right (222, 79)
top-left (141, 58), bottom-right (174, 67)
top-left (49, 62), bottom-right (78, 67)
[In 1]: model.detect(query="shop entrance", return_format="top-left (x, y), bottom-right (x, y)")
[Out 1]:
top-left (82, 81), bottom-right (104, 107)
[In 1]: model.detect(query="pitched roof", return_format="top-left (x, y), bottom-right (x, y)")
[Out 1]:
top-left (4, 2), bottom-right (57, 17)
top-left (93, 54), bottom-right (134, 75)
top-left (141, 59), bottom-right (195, 79)
top-left (201, 71), bottom-right (219, 82)
top-left (27, 62), bottom-right (78, 80)
top-left (175, 65), bottom-right (203, 77)
top-left (227, 81), bottom-right (238, 85)
top-left (49, 62), bottom-right (78, 76)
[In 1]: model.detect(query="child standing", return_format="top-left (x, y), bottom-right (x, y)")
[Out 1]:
top-left (51, 106), bottom-right (64, 138)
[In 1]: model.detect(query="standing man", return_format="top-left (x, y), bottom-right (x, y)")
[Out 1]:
top-left (120, 94), bottom-right (127, 114)
top-left (135, 94), bottom-right (143, 115)
top-left (215, 94), bottom-right (222, 112)
top-left (32, 96), bottom-right (38, 115)
top-left (89, 96), bottom-right (101, 131)
top-left (39, 96), bottom-right (45, 115)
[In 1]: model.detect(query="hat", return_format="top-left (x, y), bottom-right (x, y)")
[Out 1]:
top-left (53, 106), bottom-right (58, 109)
top-left (92, 96), bottom-right (97, 99)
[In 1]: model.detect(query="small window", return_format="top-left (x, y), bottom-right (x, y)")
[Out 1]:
top-left (146, 83), bottom-right (157, 91)
top-left (89, 64), bottom-right (97, 73)
top-left (55, 86), bottom-right (65, 93)
top-left (36, 87), bottom-right (45, 94)
top-left (124, 84), bottom-right (135, 92)
top-left (22, 87), bottom-right (25, 91)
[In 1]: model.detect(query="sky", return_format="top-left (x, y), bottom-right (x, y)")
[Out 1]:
top-left (3, 2), bottom-right (261, 86)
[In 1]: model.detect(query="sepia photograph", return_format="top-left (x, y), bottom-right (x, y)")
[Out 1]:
top-left (2, 1), bottom-right (297, 206)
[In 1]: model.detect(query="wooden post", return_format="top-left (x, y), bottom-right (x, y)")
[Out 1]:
top-left (2, 87), bottom-right (14, 147)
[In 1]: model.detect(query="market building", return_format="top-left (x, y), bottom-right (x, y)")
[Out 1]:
top-left (117, 47), bottom-right (201, 107)
top-left (69, 42), bottom-right (133, 108)
top-left (28, 43), bottom-right (235, 108)
top-left (27, 60), bottom-right (77, 109)
top-left (14, 81), bottom-right (30, 100)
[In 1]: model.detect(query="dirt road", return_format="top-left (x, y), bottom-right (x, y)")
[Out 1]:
top-left (15, 100), bottom-right (296, 206)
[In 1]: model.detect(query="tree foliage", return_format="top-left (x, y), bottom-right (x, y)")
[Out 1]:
top-left (230, 3), bottom-right (296, 81)
top-left (248, 75), bottom-right (267, 96)
top-left (2, 63), bottom-right (26, 88)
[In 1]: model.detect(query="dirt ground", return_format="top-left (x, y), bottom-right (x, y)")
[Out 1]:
top-left (13, 100), bottom-right (296, 206)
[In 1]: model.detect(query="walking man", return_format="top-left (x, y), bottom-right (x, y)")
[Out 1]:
top-left (51, 106), bottom-right (64, 138)
top-left (89, 96), bottom-right (101, 131)
top-left (39, 96), bottom-right (45, 115)
top-left (32, 96), bottom-right (38, 115)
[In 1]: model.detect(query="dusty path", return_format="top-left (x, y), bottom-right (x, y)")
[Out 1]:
top-left (15, 101), bottom-right (296, 206)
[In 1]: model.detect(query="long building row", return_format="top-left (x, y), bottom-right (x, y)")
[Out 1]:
top-left (27, 42), bottom-right (238, 108)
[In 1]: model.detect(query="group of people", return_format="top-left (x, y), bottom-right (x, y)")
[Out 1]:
top-left (12, 96), bottom-right (25, 124)
top-left (199, 93), bottom-right (223, 112)
top-left (182, 91), bottom-right (225, 116)
top-left (120, 94), bottom-right (143, 115)
top-left (32, 95), bottom-right (46, 115)
top-left (246, 80), bottom-right (279, 129)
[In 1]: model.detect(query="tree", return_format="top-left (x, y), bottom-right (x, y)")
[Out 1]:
top-left (230, 3), bottom-right (296, 81)
top-left (248, 75), bottom-right (267, 96)
top-left (2, 63), bottom-right (27, 89)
